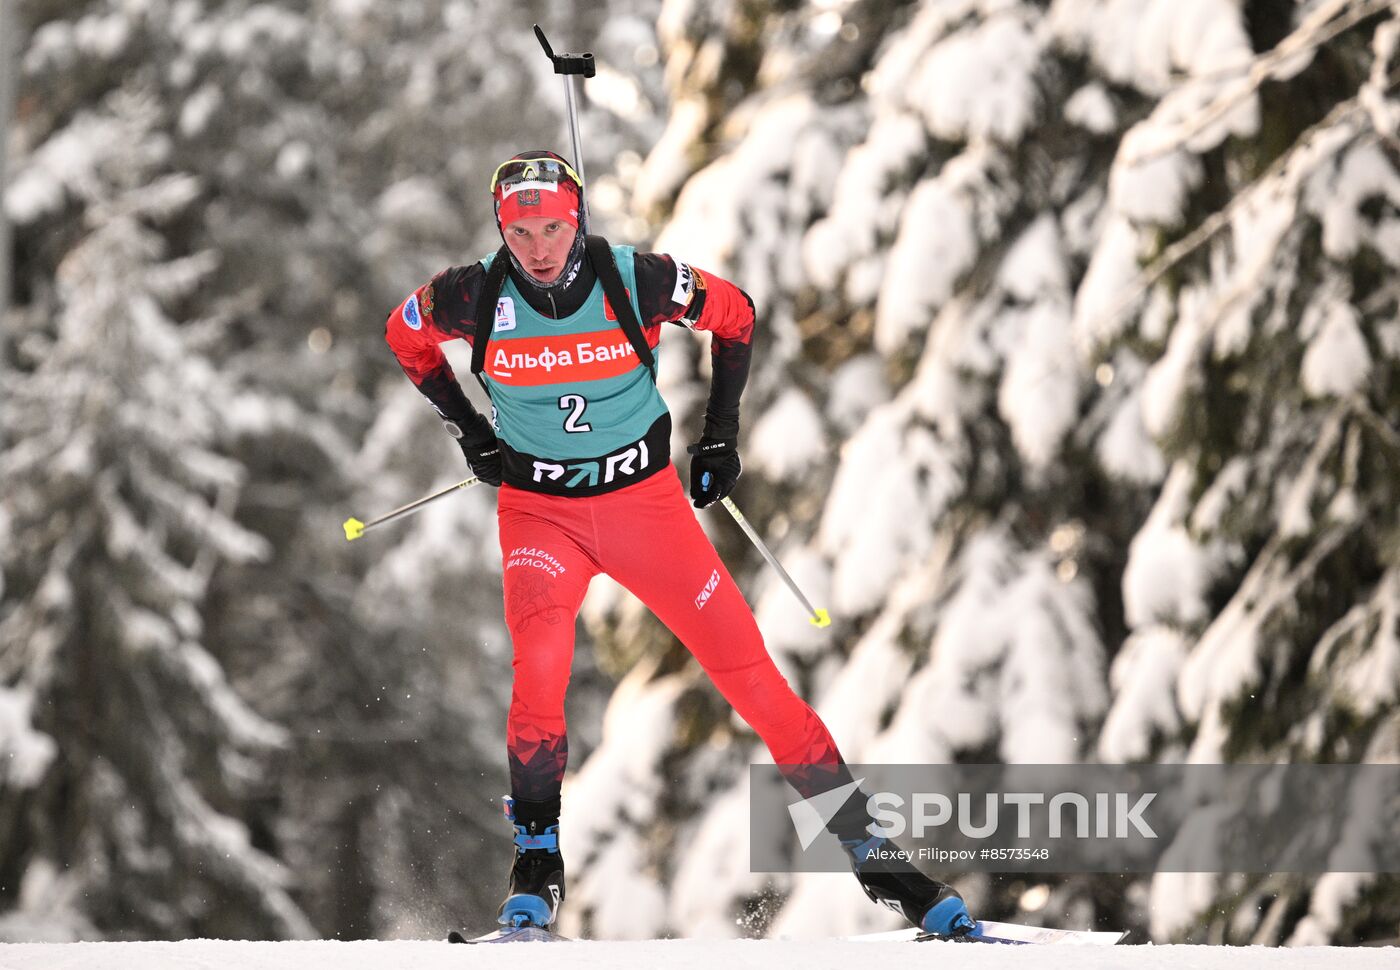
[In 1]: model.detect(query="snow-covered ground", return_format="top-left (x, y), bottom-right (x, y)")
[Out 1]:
top-left (0, 939), bottom-right (1395, 970)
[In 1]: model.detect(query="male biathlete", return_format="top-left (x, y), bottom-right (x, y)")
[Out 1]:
top-left (383, 150), bottom-right (975, 938)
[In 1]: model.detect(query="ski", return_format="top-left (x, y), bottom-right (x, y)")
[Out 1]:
top-left (933, 918), bottom-right (1127, 945)
top-left (850, 919), bottom-right (1127, 946)
top-left (447, 925), bottom-right (571, 944)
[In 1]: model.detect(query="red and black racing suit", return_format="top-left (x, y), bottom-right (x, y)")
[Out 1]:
top-left (385, 250), bottom-right (851, 806)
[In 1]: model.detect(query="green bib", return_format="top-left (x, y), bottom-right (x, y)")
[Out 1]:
top-left (479, 246), bottom-right (669, 473)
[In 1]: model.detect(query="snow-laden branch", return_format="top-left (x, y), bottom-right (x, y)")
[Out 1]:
top-left (1124, 0), bottom-right (1395, 167)
top-left (1307, 567), bottom-right (1400, 717)
top-left (1089, 91), bottom-right (1380, 354)
top-left (1179, 402), bottom-right (1369, 758)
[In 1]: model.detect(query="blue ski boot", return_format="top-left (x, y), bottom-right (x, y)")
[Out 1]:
top-left (841, 833), bottom-right (976, 937)
top-left (498, 795), bottom-right (565, 928)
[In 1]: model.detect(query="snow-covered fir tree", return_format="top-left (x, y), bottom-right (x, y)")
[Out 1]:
top-left (2, 0), bottom-right (664, 941)
top-left (0, 89), bottom-right (311, 938)
top-left (4, 0), bottom-right (1399, 947)
top-left (558, 0), bottom-right (1400, 946)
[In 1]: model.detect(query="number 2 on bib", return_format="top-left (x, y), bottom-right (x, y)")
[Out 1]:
top-left (559, 394), bottom-right (592, 433)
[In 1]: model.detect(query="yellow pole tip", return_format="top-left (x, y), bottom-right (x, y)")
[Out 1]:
top-left (343, 518), bottom-right (365, 541)
top-left (810, 608), bottom-right (831, 628)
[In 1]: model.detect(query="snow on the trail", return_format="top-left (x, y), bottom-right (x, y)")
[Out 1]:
top-left (0, 939), bottom-right (1395, 970)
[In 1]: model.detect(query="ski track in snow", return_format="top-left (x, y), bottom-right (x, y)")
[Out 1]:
top-left (0, 940), bottom-right (1396, 970)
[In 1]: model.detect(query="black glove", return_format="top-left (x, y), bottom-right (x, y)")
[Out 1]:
top-left (687, 436), bottom-right (741, 509)
top-left (445, 413), bottom-right (502, 487)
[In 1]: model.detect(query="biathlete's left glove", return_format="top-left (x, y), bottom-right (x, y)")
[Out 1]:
top-left (687, 436), bottom-right (741, 509)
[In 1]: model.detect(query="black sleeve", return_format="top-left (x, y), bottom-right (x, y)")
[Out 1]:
top-left (634, 251), bottom-right (701, 327)
top-left (634, 252), bottom-right (753, 441)
top-left (425, 263), bottom-right (487, 343)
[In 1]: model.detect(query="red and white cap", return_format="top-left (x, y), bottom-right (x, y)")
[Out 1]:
top-left (492, 152), bottom-right (582, 229)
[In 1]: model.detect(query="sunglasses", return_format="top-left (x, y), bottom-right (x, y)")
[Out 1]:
top-left (490, 157), bottom-right (583, 194)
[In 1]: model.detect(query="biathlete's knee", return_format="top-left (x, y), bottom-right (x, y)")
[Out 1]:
top-left (704, 655), bottom-right (803, 709)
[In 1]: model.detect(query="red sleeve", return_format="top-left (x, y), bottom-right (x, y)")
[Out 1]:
top-left (384, 273), bottom-right (477, 422)
top-left (688, 267), bottom-right (755, 345)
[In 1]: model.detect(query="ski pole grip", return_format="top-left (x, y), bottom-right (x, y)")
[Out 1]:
top-left (534, 25), bottom-right (596, 77)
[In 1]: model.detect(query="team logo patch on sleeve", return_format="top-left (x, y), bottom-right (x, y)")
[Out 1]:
top-left (402, 294), bottom-right (422, 330)
top-left (672, 262), bottom-right (696, 307)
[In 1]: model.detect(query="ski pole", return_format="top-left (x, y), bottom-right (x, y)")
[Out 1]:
top-left (343, 477), bottom-right (479, 541)
top-left (532, 25), bottom-right (824, 629)
top-left (719, 496), bottom-right (831, 628)
top-left (534, 24), bottom-right (595, 228)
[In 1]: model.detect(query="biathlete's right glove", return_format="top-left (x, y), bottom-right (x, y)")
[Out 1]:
top-left (445, 413), bottom-right (502, 487)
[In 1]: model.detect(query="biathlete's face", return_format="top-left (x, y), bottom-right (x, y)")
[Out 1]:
top-left (504, 216), bottom-right (577, 284)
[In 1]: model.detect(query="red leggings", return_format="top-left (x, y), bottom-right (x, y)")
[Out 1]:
top-left (497, 464), bottom-right (847, 803)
